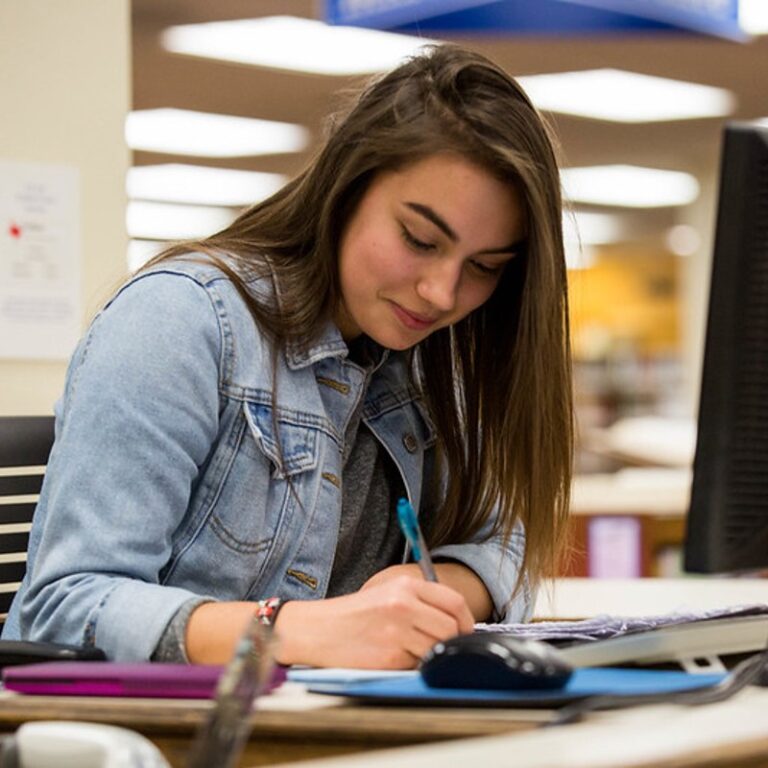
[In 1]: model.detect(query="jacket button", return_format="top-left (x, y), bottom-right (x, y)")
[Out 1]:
top-left (402, 433), bottom-right (418, 453)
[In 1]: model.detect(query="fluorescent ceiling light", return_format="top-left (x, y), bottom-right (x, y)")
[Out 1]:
top-left (561, 165), bottom-right (700, 208)
top-left (127, 164), bottom-right (286, 207)
top-left (665, 224), bottom-right (701, 257)
top-left (162, 15), bottom-right (437, 76)
top-left (740, 0), bottom-right (768, 34)
top-left (563, 211), bottom-right (625, 245)
top-left (565, 242), bottom-right (596, 271)
top-left (126, 201), bottom-right (237, 240)
top-left (518, 69), bottom-right (735, 123)
top-left (125, 109), bottom-right (309, 158)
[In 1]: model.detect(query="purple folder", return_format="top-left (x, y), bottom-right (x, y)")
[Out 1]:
top-left (3, 661), bottom-right (285, 699)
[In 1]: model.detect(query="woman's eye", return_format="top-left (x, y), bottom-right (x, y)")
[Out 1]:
top-left (470, 260), bottom-right (503, 277)
top-left (400, 225), bottom-right (435, 252)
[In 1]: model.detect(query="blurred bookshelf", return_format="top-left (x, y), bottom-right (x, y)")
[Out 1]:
top-left (566, 243), bottom-right (693, 579)
top-left (564, 467), bottom-right (691, 579)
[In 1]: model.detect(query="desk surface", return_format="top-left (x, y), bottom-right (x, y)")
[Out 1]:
top-left (277, 687), bottom-right (768, 768)
top-left (0, 683), bottom-right (547, 767)
top-left (535, 577), bottom-right (768, 619)
top-left (5, 682), bottom-right (765, 768)
top-left (570, 468), bottom-right (691, 517)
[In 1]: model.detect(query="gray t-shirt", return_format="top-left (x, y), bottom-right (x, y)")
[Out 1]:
top-left (326, 334), bottom-right (405, 595)
top-left (326, 408), bottom-right (404, 597)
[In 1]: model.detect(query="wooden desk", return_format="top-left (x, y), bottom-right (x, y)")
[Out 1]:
top-left (5, 682), bottom-right (768, 768)
top-left (0, 683), bottom-right (547, 767)
top-left (277, 688), bottom-right (768, 768)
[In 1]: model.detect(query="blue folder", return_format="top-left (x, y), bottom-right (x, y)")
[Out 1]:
top-left (308, 667), bottom-right (726, 707)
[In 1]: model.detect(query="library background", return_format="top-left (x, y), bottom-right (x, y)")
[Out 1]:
top-left (2, 0), bottom-right (768, 583)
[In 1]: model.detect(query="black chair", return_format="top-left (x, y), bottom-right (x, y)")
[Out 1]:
top-left (0, 416), bottom-right (55, 623)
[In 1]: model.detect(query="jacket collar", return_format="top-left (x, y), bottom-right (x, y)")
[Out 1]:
top-left (284, 321), bottom-right (349, 370)
top-left (285, 321), bottom-right (393, 373)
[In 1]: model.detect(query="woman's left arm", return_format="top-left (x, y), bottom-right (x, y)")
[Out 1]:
top-left (429, 517), bottom-right (533, 624)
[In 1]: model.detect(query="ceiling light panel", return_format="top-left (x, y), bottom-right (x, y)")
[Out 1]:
top-left (125, 109), bottom-right (309, 158)
top-left (161, 15), bottom-right (437, 76)
top-left (561, 165), bottom-right (700, 208)
top-left (126, 201), bottom-right (237, 241)
top-left (518, 69), bottom-right (735, 123)
top-left (665, 224), bottom-right (701, 257)
top-left (127, 164), bottom-right (286, 207)
top-left (563, 211), bottom-right (625, 245)
top-left (565, 243), bottom-right (596, 271)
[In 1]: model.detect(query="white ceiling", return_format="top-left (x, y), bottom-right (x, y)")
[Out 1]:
top-left (131, 0), bottom-right (768, 243)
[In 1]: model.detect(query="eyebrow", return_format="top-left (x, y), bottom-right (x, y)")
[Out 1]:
top-left (404, 201), bottom-right (523, 256)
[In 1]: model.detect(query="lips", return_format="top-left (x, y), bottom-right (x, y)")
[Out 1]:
top-left (390, 301), bottom-right (439, 331)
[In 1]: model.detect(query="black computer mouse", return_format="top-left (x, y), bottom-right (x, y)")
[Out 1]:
top-left (420, 632), bottom-right (573, 691)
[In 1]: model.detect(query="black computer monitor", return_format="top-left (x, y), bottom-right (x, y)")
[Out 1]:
top-left (684, 120), bottom-right (768, 574)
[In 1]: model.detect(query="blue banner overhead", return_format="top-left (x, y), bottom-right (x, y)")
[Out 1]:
top-left (326, 0), bottom-right (746, 41)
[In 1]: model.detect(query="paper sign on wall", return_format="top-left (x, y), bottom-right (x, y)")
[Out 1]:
top-left (0, 160), bottom-right (82, 360)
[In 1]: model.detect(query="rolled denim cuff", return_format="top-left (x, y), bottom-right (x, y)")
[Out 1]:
top-left (93, 581), bottom-right (215, 662)
top-left (151, 596), bottom-right (212, 663)
top-left (431, 542), bottom-right (533, 623)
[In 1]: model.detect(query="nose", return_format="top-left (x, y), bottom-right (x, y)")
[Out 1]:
top-left (415, 260), bottom-right (461, 313)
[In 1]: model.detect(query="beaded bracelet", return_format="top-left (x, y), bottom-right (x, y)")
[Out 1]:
top-left (254, 596), bottom-right (284, 628)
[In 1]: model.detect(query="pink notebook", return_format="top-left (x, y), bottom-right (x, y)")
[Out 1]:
top-left (2, 661), bottom-right (285, 699)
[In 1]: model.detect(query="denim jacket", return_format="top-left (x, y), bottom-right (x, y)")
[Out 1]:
top-left (4, 259), bottom-right (532, 660)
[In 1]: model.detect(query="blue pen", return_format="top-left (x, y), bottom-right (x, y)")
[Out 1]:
top-left (397, 497), bottom-right (438, 583)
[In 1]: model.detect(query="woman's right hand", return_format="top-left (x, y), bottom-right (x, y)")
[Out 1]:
top-left (272, 575), bottom-right (474, 669)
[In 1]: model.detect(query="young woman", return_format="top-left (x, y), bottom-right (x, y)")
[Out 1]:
top-left (4, 44), bottom-right (573, 668)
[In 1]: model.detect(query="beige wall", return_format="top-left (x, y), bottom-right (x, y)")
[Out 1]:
top-left (0, 0), bottom-right (131, 416)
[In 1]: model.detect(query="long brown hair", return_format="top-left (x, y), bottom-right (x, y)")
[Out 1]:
top-left (151, 44), bottom-right (573, 591)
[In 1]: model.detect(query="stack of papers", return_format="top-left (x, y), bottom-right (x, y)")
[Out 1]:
top-left (479, 604), bottom-right (768, 672)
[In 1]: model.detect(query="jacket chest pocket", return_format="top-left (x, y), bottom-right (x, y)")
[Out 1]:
top-left (243, 401), bottom-right (320, 478)
top-left (166, 402), bottom-right (323, 600)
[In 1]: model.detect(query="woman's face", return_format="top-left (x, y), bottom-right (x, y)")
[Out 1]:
top-left (336, 153), bottom-right (526, 350)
